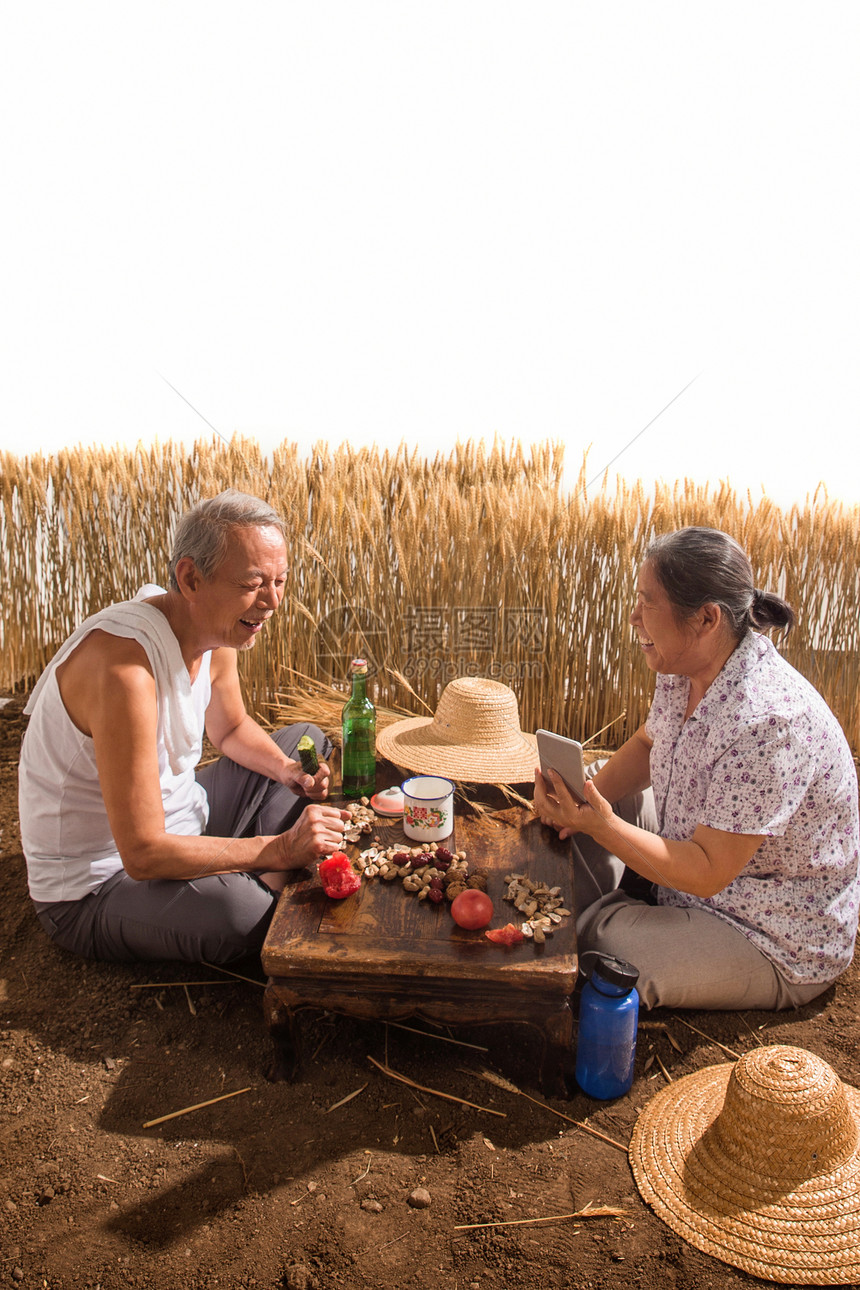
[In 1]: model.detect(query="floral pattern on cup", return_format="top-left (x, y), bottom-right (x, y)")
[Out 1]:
top-left (401, 775), bottom-right (455, 842)
top-left (404, 803), bottom-right (448, 830)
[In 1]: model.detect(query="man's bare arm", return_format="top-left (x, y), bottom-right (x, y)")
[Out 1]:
top-left (57, 632), bottom-right (345, 880)
top-left (204, 648), bottom-right (330, 800)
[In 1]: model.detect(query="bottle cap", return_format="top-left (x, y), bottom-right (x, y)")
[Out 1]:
top-left (590, 953), bottom-right (639, 990)
top-left (350, 658), bottom-right (368, 674)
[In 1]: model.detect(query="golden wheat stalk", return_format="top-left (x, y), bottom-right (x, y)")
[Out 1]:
top-left (1, 437), bottom-right (858, 754)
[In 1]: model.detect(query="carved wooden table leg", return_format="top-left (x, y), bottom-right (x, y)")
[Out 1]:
top-left (537, 1000), bottom-right (575, 1096)
top-left (263, 987), bottom-right (300, 1082)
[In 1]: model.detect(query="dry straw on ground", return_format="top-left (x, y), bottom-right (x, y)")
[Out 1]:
top-left (2, 437), bottom-right (859, 751)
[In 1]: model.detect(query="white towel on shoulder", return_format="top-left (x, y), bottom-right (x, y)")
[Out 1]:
top-left (24, 586), bottom-right (201, 775)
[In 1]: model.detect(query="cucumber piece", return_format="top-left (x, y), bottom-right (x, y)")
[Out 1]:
top-left (296, 735), bottom-right (320, 775)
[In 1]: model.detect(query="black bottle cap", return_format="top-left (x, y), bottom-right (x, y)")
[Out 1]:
top-left (586, 952), bottom-right (640, 990)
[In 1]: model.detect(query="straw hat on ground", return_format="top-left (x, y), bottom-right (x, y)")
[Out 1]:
top-left (376, 676), bottom-right (537, 783)
top-left (629, 1044), bottom-right (860, 1284)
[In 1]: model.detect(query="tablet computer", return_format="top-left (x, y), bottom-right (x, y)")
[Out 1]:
top-left (536, 729), bottom-right (586, 801)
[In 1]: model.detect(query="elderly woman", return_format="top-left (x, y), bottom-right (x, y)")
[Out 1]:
top-left (535, 527), bottom-right (860, 1011)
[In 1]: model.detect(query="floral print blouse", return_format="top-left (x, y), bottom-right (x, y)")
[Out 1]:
top-left (645, 632), bottom-right (859, 983)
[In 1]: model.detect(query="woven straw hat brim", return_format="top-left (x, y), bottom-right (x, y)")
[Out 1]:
top-left (629, 1056), bottom-right (860, 1284)
top-left (376, 716), bottom-right (538, 784)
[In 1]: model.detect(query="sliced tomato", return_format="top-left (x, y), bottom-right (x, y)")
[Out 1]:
top-left (484, 922), bottom-right (525, 946)
top-left (318, 852), bottom-right (361, 899)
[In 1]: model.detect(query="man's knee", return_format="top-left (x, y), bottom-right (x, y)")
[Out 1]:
top-left (271, 723), bottom-right (332, 760)
top-left (194, 874), bottom-right (277, 961)
top-left (115, 873), bottom-right (276, 964)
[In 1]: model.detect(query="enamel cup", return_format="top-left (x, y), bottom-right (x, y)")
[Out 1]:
top-left (401, 776), bottom-right (455, 842)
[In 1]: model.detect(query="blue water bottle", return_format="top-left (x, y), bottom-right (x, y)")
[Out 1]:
top-left (575, 952), bottom-right (640, 1099)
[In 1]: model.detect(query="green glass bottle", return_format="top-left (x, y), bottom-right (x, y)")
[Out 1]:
top-left (342, 658), bottom-right (376, 800)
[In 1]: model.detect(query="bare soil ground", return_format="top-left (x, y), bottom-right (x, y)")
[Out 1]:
top-left (2, 691), bottom-right (859, 1290)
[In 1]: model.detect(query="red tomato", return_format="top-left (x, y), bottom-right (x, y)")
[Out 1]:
top-left (484, 922), bottom-right (525, 946)
top-left (450, 889), bottom-right (494, 930)
top-left (318, 852), bottom-right (361, 899)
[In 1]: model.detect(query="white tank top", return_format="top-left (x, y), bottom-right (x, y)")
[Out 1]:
top-left (19, 602), bottom-right (212, 902)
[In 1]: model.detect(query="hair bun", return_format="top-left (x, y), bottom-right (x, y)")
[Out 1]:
top-left (750, 587), bottom-right (796, 632)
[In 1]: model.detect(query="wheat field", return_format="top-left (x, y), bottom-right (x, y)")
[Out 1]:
top-left (2, 437), bottom-right (859, 752)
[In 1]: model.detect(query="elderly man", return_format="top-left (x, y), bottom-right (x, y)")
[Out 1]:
top-left (18, 489), bottom-right (348, 964)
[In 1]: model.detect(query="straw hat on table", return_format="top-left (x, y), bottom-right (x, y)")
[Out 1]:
top-left (629, 1044), bottom-right (860, 1285)
top-left (376, 676), bottom-right (537, 784)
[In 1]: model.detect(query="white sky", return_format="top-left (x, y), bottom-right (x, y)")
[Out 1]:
top-left (2, 2), bottom-right (858, 506)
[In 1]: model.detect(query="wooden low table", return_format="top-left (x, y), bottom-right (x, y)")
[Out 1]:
top-left (262, 798), bottom-right (577, 1091)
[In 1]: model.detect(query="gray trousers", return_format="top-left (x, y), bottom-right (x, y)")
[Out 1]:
top-left (572, 772), bottom-right (831, 1012)
top-left (33, 723), bottom-right (331, 966)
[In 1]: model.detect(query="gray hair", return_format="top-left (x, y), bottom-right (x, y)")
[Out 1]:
top-left (168, 489), bottom-right (287, 590)
top-left (645, 527), bottom-right (795, 640)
